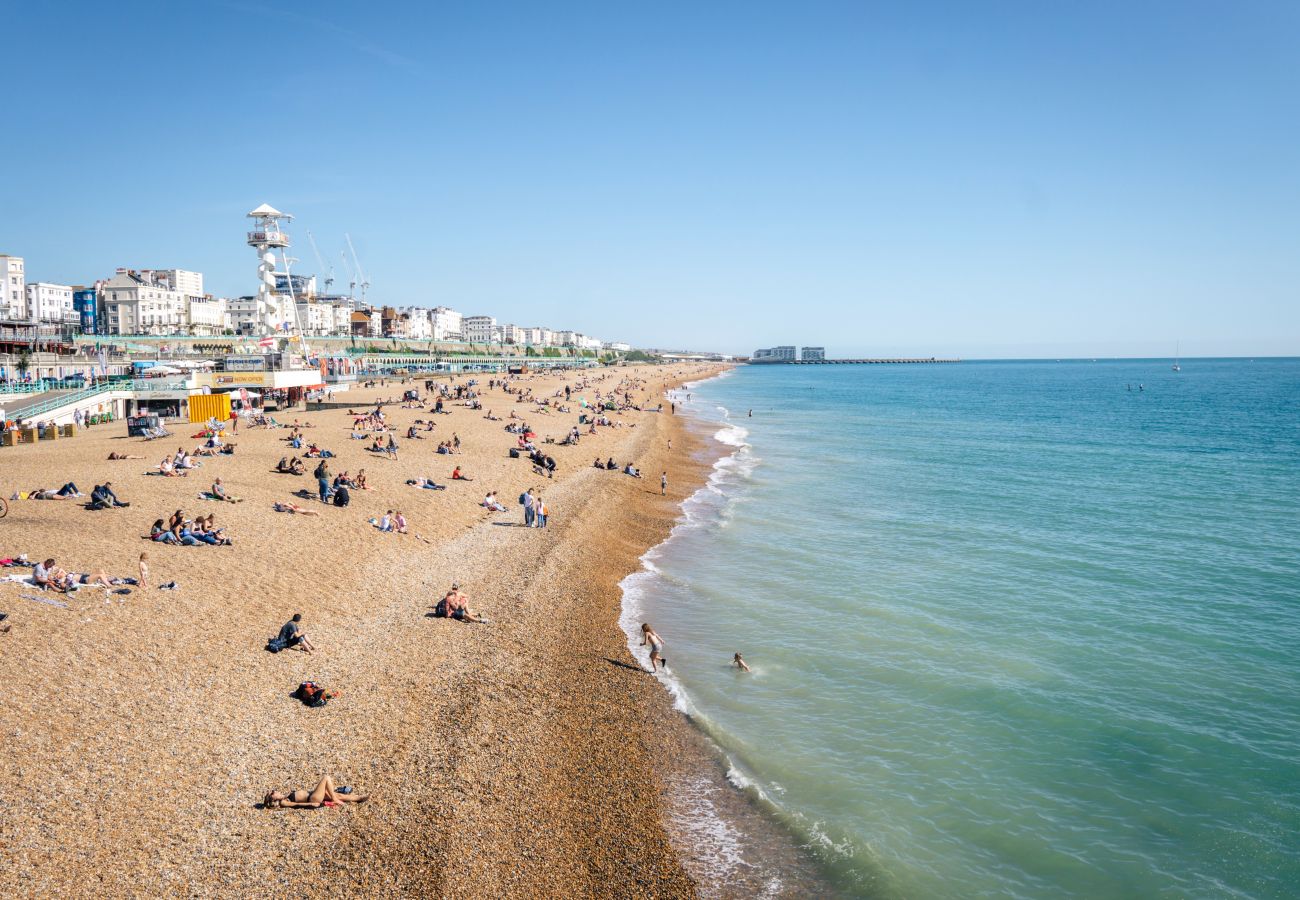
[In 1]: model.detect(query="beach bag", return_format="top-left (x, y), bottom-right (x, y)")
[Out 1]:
top-left (508, 448), bottom-right (520, 459)
top-left (434, 598), bottom-right (450, 618)
top-left (266, 636), bottom-right (288, 653)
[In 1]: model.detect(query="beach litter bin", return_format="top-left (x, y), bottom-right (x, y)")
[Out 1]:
top-left (1, 431), bottom-right (16, 447)
top-left (60, 424), bottom-right (77, 438)
top-left (19, 427), bottom-right (37, 444)
top-left (39, 425), bottom-right (58, 441)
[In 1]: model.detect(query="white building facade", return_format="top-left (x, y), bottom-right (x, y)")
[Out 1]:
top-left (462, 315), bottom-right (496, 343)
top-left (1, 255), bottom-right (25, 319)
top-left (430, 306), bottom-right (463, 342)
top-left (100, 270), bottom-right (190, 335)
top-left (25, 282), bottom-right (75, 322)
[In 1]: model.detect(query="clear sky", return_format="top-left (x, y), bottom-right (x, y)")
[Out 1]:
top-left (2, 0), bottom-right (1297, 357)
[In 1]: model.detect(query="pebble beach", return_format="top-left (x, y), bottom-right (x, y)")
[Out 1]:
top-left (0, 363), bottom-right (731, 898)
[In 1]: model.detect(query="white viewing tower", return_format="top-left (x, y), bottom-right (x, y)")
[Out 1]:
top-left (246, 203), bottom-right (298, 338)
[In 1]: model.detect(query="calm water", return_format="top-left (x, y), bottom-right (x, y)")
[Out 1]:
top-left (621, 359), bottom-right (1300, 899)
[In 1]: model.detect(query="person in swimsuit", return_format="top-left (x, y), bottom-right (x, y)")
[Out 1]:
top-left (641, 623), bottom-right (666, 672)
top-left (263, 775), bottom-right (368, 809)
top-left (733, 652), bottom-right (751, 672)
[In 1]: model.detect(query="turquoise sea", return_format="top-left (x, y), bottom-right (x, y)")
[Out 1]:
top-left (620, 359), bottom-right (1300, 899)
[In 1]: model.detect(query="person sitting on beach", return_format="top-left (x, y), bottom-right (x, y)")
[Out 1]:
top-left (434, 583), bottom-right (487, 623)
top-left (332, 483), bottom-right (351, 507)
top-left (150, 519), bottom-right (180, 544)
top-left (482, 491), bottom-right (506, 512)
top-left (355, 469), bottom-right (370, 490)
top-left (275, 457), bottom-right (291, 473)
top-left (375, 511), bottom-right (394, 532)
top-left (107, 452), bottom-right (143, 460)
top-left (88, 482), bottom-right (129, 510)
top-left (641, 623), bottom-right (666, 672)
top-left (451, 466), bottom-right (472, 481)
top-left (393, 511), bottom-right (408, 534)
top-left (33, 558), bottom-right (63, 591)
top-left (211, 478), bottom-right (241, 503)
top-left (593, 458), bottom-right (605, 469)
top-left (606, 457), bottom-right (616, 471)
top-left (624, 463), bottom-right (642, 478)
top-left (158, 457), bottom-right (185, 477)
top-left (273, 501), bottom-right (320, 516)
top-left (406, 425), bottom-right (422, 439)
top-left (263, 776), bottom-right (367, 809)
top-left (288, 457), bottom-right (305, 476)
top-left (733, 652), bottom-right (751, 672)
top-left (278, 613), bottom-right (314, 653)
top-left (407, 477), bottom-right (445, 490)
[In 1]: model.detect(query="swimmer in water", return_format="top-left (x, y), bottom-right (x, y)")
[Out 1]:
top-left (733, 652), bottom-right (751, 672)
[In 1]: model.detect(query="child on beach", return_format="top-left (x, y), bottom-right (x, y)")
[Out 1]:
top-left (641, 623), bottom-right (666, 672)
top-left (138, 552), bottom-right (148, 590)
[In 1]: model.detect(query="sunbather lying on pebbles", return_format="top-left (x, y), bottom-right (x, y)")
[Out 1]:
top-left (263, 776), bottom-right (367, 809)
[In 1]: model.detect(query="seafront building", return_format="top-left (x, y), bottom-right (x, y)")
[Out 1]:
top-left (2, 255), bottom-right (26, 319)
top-left (753, 345), bottom-right (797, 361)
top-left (0, 205), bottom-right (629, 353)
top-left (801, 346), bottom-right (825, 360)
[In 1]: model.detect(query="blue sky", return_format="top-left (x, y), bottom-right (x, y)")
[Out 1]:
top-left (1, 0), bottom-right (1297, 357)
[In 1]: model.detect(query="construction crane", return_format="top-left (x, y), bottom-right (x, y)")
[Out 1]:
top-left (345, 233), bottom-right (370, 304)
top-left (340, 250), bottom-right (356, 302)
top-left (306, 231), bottom-right (334, 296)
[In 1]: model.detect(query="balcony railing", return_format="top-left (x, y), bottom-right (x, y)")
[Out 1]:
top-left (247, 231), bottom-right (290, 246)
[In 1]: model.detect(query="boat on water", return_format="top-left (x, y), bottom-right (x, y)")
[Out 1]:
top-left (1172, 341), bottom-right (1181, 372)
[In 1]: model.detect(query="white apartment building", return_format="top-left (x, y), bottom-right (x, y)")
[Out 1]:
top-left (578, 335), bottom-right (602, 351)
top-left (1, 255), bottom-right (25, 319)
top-left (430, 306), bottom-right (463, 342)
top-left (25, 282), bottom-right (75, 322)
top-left (160, 269), bottom-right (204, 298)
top-left (186, 296), bottom-right (227, 335)
top-left (553, 330), bottom-right (578, 347)
top-left (524, 326), bottom-right (552, 346)
top-left (333, 303), bottom-right (353, 335)
top-left (403, 309), bottom-right (432, 340)
top-left (602, 341), bottom-right (631, 352)
top-left (499, 323), bottom-right (526, 345)
top-left (100, 270), bottom-right (189, 334)
top-left (462, 315), bottom-right (496, 343)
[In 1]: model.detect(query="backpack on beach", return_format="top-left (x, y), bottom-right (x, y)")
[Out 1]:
top-left (266, 636), bottom-right (288, 653)
top-left (293, 681), bottom-right (330, 708)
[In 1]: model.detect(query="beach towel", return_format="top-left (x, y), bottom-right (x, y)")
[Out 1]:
top-left (21, 593), bottom-right (67, 608)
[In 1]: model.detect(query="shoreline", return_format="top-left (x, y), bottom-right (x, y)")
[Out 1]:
top-left (0, 363), bottom-right (737, 897)
top-left (624, 373), bottom-right (840, 899)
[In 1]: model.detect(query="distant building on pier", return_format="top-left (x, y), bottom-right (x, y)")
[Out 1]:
top-left (801, 346), bottom-right (825, 361)
top-left (752, 345), bottom-right (796, 362)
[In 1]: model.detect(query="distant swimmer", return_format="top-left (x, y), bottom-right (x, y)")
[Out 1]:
top-left (1139, 384), bottom-right (1145, 392)
top-left (748, 409), bottom-right (752, 417)
top-left (733, 652), bottom-right (751, 672)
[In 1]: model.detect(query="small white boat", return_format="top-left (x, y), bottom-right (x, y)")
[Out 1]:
top-left (1172, 341), bottom-right (1181, 372)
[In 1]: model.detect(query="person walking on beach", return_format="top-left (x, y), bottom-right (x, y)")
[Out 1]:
top-left (641, 623), bottom-right (666, 672)
top-left (661, 471), bottom-right (668, 496)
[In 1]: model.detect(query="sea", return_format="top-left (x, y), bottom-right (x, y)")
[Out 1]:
top-left (619, 358), bottom-right (1300, 900)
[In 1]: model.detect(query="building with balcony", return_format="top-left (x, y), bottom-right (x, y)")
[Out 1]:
top-left (100, 269), bottom-right (192, 335)
top-left (25, 282), bottom-right (75, 323)
top-left (801, 346), bottom-right (826, 360)
top-left (753, 346), bottom-right (797, 361)
top-left (430, 306), bottom-right (463, 341)
top-left (462, 315), bottom-right (496, 343)
top-left (186, 296), bottom-right (227, 335)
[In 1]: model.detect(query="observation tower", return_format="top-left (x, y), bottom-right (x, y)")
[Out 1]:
top-left (246, 203), bottom-right (295, 336)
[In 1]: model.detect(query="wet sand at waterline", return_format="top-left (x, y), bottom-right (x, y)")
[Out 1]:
top-left (0, 363), bottom-right (750, 898)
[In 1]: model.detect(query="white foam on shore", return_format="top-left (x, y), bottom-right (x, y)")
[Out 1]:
top-left (619, 369), bottom-right (779, 893)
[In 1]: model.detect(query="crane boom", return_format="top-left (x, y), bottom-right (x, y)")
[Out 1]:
top-left (306, 231), bottom-right (334, 294)
top-left (345, 233), bottom-right (370, 303)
